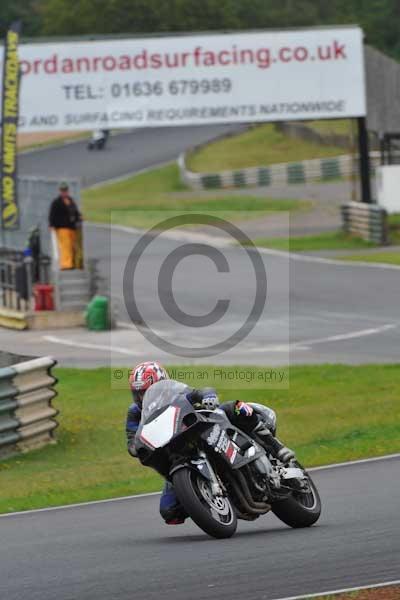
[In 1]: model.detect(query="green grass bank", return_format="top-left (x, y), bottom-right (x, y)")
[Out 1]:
top-left (0, 364), bottom-right (399, 514)
top-left (82, 163), bottom-right (308, 228)
top-left (186, 123), bottom-right (345, 172)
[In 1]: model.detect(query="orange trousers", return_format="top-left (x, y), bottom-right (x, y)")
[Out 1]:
top-left (56, 228), bottom-right (77, 269)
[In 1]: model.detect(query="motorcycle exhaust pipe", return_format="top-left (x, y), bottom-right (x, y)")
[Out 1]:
top-left (227, 475), bottom-right (269, 516)
top-left (236, 470), bottom-right (271, 511)
top-left (226, 473), bottom-right (270, 516)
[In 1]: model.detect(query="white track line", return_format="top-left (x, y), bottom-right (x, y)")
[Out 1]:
top-left (42, 335), bottom-right (140, 356)
top-left (43, 332), bottom-right (295, 355)
top-left (0, 453), bottom-right (398, 519)
top-left (259, 245), bottom-right (400, 270)
top-left (43, 322), bottom-right (398, 356)
top-left (90, 221), bottom-right (400, 271)
top-left (116, 320), bottom-right (138, 330)
top-left (85, 159), bottom-right (173, 189)
top-left (251, 323), bottom-right (399, 352)
top-left (272, 579), bottom-right (400, 600)
top-left (308, 452), bottom-right (400, 472)
top-left (299, 323), bottom-right (398, 346)
top-left (0, 492), bottom-right (161, 518)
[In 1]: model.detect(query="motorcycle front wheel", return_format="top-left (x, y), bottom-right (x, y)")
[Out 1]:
top-left (271, 467), bottom-right (321, 528)
top-left (172, 467), bottom-right (237, 539)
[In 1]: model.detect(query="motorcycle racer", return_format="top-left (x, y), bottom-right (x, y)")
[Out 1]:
top-left (126, 361), bottom-right (295, 525)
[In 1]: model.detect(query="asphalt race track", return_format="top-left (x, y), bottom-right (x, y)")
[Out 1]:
top-left (1, 456), bottom-right (399, 600)
top-left (6, 124), bottom-right (399, 600)
top-left (12, 124), bottom-right (400, 366)
top-left (19, 124), bottom-right (243, 186)
top-left (3, 221), bottom-right (399, 366)
top-left (93, 223), bottom-right (400, 365)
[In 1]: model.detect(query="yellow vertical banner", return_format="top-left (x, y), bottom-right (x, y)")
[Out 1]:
top-left (1, 21), bottom-right (21, 230)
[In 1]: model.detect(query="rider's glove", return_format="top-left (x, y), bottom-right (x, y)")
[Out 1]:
top-left (234, 401), bottom-right (254, 417)
top-left (201, 388), bottom-right (219, 411)
top-left (188, 388), bottom-right (219, 410)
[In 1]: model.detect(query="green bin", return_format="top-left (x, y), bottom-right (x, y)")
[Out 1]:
top-left (85, 296), bottom-right (110, 331)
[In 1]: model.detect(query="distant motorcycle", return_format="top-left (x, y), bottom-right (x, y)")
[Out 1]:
top-left (136, 380), bottom-right (321, 539)
top-left (88, 129), bottom-right (109, 150)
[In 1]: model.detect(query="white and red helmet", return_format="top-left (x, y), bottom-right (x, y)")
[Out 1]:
top-left (129, 361), bottom-right (169, 405)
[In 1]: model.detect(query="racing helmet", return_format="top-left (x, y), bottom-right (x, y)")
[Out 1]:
top-left (129, 361), bottom-right (169, 406)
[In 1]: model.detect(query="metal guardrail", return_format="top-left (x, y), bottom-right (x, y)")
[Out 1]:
top-left (179, 152), bottom-right (381, 191)
top-left (0, 234), bottom-right (93, 319)
top-left (0, 356), bottom-right (58, 460)
top-left (0, 248), bottom-right (51, 311)
top-left (341, 202), bottom-right (388, 245)
top-left (0, 249), bottom-right (31, 311)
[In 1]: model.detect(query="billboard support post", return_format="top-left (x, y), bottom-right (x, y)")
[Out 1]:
top-left (357, 116), bottom-right (372, 204)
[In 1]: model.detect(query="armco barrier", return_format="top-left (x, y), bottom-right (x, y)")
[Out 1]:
top-left (341, 202), bottom-right (388, 245)
top-left (179, 153), bottom-right (380, 191)
top-left (0, 366), bottom-right (19, 459)
top-left (0, 356), bottom-right (58, 459)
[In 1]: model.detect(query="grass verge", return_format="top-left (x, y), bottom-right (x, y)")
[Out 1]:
top-left (18, 131), bottom-right (88, 151)
top-left (252, 214), bottom-right (400, 253)
top-left (0, 364), bottom-right (399, 514)
top-left (341, 253), bottom-right (400, 266)
top-left (250, 232), bottom-right (376, 252)
top-left (388, 214), bottom-right (400, 245)
top-left (309, 584), bottom-right (400, 600)
top-left (186, 123), bottom-right (344, 172)
top-left (305, 119), bottom-right (352, 137)
top-left (83, 163), bottom-right (308, 228)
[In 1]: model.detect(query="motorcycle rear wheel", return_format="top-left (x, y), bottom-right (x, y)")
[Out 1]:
top-left (172, 468), bottom-right (237, 539)
top-left (271, 468), bottom-right (321, 528)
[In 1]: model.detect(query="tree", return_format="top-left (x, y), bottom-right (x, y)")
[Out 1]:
top-left (4, 0), bottom-right (400, 62)
top-left (0, 0), bottom-right (43, 38)
top-left (39, 0), bottom-right (239, 36)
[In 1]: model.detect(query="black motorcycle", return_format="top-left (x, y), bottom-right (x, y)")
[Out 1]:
top-left (135, 380), bottom-right (321, 539)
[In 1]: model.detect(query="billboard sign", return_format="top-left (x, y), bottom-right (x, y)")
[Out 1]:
top-left (0, 27), bottom-right (366, 132)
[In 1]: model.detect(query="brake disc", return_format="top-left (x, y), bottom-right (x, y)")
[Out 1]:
top-left (198, 478), bottom-right (231, 516)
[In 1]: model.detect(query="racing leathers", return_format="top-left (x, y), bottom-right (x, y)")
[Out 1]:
top-left (125, 386), bottom-right (295, 524)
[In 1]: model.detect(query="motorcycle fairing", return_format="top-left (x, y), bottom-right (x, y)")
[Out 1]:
top-left (200, 422), bottom-right (265, 470)
top-left (140, 405), bottom-right (181, 449)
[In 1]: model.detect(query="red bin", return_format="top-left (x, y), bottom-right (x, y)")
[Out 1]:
top-left (34, 284), bottom-right (55, 311)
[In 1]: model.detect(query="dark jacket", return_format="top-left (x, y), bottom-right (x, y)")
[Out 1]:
top-left (49, 195), bottom-right (81, 229)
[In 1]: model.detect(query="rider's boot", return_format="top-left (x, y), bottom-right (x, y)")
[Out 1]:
top-left (253, 423), bottom-right (296, 464)
top-left (160, 481), bottom-right (187, 525)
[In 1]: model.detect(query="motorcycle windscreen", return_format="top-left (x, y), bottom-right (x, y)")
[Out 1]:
top-left (140, 405), bottom-right (180, 449)
top-left (141, 379), bottom-right (189, 424)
